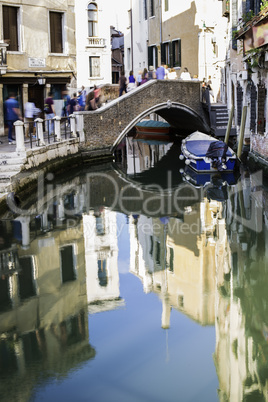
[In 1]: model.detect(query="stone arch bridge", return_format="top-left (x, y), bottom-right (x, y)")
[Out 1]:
top-left (77, 80), bottom-right (210, 154)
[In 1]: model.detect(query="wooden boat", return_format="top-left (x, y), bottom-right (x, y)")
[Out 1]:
top-left (180, 131), bottom-right (237, 172)
top-left (135, 120), bottom-right (172, 141)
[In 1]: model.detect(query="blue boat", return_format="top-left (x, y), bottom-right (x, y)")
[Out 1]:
top-left (180, 131), bottom-right (237, 172)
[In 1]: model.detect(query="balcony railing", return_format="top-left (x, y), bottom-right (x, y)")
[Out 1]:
top-left (0, 41), bottom-right (8, 74)
top-left (87, 37), bottom-right (106, 47)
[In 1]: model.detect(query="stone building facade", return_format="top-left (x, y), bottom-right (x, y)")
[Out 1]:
top-left (0, 0), bottom-right (77, 137)
top-left (124, 0), bottom-right (228, 101)
top-left (223, 0), bottom-right (268, 168)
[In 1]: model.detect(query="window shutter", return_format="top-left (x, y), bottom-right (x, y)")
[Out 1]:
top-left (178, 39), bottom-right (181, 67)
top-left (161, 43), bottom-right (165, 64)
top-left (50, 12), bottom-right (63, 53)
top-left (3, 6), bottom-right (18, 51)
top-left (148, 46), bottom-right (153, 67)
top-left (169, 42), bottom-right (172, 67)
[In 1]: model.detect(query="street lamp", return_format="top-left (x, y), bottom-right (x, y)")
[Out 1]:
top-left (37, 76), bottom-right (46, 85)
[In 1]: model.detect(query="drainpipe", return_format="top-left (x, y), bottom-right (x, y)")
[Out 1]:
top-left (159, 0), bottom-right (162, 44)
top-left (130, 0), bottom-right (134, 72)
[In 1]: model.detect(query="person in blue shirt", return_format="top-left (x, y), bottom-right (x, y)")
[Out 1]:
top-left (4, 93), bottom-right (22, 144)
top-left (156, 62), bottom-right (166, 80)
top-left (69, 93), bottom-right (78, 115)
top-left (77, 90), bottom-right (85, 111)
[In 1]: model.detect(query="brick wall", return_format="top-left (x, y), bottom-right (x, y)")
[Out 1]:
top-left (79, 80), bottom-right (209, 151)
top-left (251, 133), bottom-right (268, 159)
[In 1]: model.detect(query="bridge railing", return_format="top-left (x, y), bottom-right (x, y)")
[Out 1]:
top-left (14, 114), bottom-right (79, 152)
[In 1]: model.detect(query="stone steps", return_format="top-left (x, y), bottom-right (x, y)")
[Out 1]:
top-left (0, 153), bottom-right (24, 192)
top-left (0, 165), bottom-right (21, 173)
top-left (210, 104), bottom-right (237, 138)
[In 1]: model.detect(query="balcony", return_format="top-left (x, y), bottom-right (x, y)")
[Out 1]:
top-left (86, 37), bottom-right (106, 48)
top-left (0, 41), bottom-right (8, 75)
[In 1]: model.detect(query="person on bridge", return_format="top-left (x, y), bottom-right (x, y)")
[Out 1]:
top-left (127, 71), bottom-right (136, 92)
top-left (148, 66), bottom-right (156, 80)
top-left (119, 71), bottom-right (127, 96)
top-left (141, 68), bottom-right (148, 85)
top-left (156, 62), bottom-right (166, 80)
top-left (180, 67), bottom-right (191, 80)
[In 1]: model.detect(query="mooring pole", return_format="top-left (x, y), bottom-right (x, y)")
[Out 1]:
top-left (237, 105), bottom-right (247, 158)
top-left (224, 104), bottom-right (234, 144)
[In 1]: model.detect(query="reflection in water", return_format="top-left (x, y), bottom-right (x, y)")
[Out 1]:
top-left (0, 144), bottom-right (267, 400)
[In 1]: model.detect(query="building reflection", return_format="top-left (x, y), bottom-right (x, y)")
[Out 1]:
top-left (119, 136), bottom-right (173, 175)
top-left (214, 170), bottom-right (268, 402)
top-left (0, 192), bottom-right (122, 399)
top-left (0, 163), bottom-right (268, 400)
top-left (129, 196), bottom-right (225, 327)
top-left (83, 208), bottom-right (124, 312)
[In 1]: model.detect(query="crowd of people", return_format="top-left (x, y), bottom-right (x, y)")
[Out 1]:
top-left (118, 65), bottom-right (210, 97)
top-left (3, 68), bottom-right (215, 144)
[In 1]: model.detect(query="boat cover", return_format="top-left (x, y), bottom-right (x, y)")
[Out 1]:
top-left (186, 140), bottom-right (232, 157)
top-left (205, 140), bottom-right (229, 158)
top-left (136, 120), bottom-right (170, 128)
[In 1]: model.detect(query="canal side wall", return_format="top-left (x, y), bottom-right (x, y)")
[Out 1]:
top-left (21, 138), bottom-right (80, 171)
top-left (248, 134), bottom-right (268, 176)
top-left (79, 80), bottom-right (207, 151)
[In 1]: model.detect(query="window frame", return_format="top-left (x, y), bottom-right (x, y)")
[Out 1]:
top-left (172, 38), bottom-right (181, 68)
top-left (164, 0), bottom-right (169, 12)
top-left (3, 5), bottom-right (20, 52)
top-left (49, 11), bottom-right (64, 54)
top-left (148, 45), bottom-right (158, 69)
top-left (89, 55), bottom-right (100, 78)
top-left (88, 2), bottom-right (98, 37)
top-left (144, 0), bottom-right (148, 20)
top-left (150, 0), bottom-right (155, 17)
top-left (60, 244), bottom-right (77, 284)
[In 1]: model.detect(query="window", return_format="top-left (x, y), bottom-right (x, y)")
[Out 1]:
top-left (49, 12), bottom-right (63, 53)
top-left (161, 42), bottom-right (170, 65)
top-left (96, 215), bottom-right (105, 235)
top-left (167, 247), bottom-right (174, 272)
top-left (18, 257), bottom-right (37, 299)
top-left (89, 56), bottom-right (100, 77)
top-left (144, 0), bottom-right (148, 19)
top-left (172, 39), bottom-right (181, 67)
top-left (148, 45), bottom-right (158, 68)
top-left (60, 245), bottom-right (76, 283)
top-left (98, 260), bottom-right (108, 287)
top-left (150, 0), bottom-right (155, 16)
top-left (3, 6), bottom-right (19, 51)
top-left (88, 3), bottom-right (98, 37)
top-left (246, 0), bottom-right (261, 15)
top-left (165, 0), bottom-right (169, 12)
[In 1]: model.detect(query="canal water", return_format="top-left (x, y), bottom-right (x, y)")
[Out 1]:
top-left (0, 137), bottom-right (267, 401)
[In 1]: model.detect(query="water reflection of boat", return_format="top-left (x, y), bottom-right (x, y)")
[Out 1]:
top-left (181, 166), bottom-right (239, 201)
top-left (180, 131), bottom-right (237, 172)
top-left (181, 165), bottom-right (238, 187)
top-left (135, 120), bottom-right (173, 141)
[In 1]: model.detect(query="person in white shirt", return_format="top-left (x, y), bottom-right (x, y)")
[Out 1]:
top-left (24, 99), bottom-right (37, 137)
top-left (180, 67), bottom-right (191, 80)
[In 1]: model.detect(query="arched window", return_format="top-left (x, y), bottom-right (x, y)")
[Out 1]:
top-left (88, 3), bottom-right (98, 37)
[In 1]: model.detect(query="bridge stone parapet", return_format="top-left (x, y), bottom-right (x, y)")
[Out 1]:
top-left (77, 80), bottom-right (210, 153)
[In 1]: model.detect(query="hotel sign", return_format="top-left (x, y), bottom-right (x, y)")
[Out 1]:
top-left (28, 58), bottom-right (46, 67)
top-left (243, 20), bottom-right (268, 52)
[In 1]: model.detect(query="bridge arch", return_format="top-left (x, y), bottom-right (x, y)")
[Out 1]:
top-left (80, 80), bottom-right (210, 153)
top-left (111, 100), bottom-right (210, 152)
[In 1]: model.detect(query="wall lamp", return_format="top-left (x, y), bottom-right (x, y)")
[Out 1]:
top-left (37, 75), bottom-right (46, 85)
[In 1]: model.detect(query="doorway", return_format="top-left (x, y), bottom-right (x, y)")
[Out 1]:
top-left (28, 85), bottom-right (45, 119)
